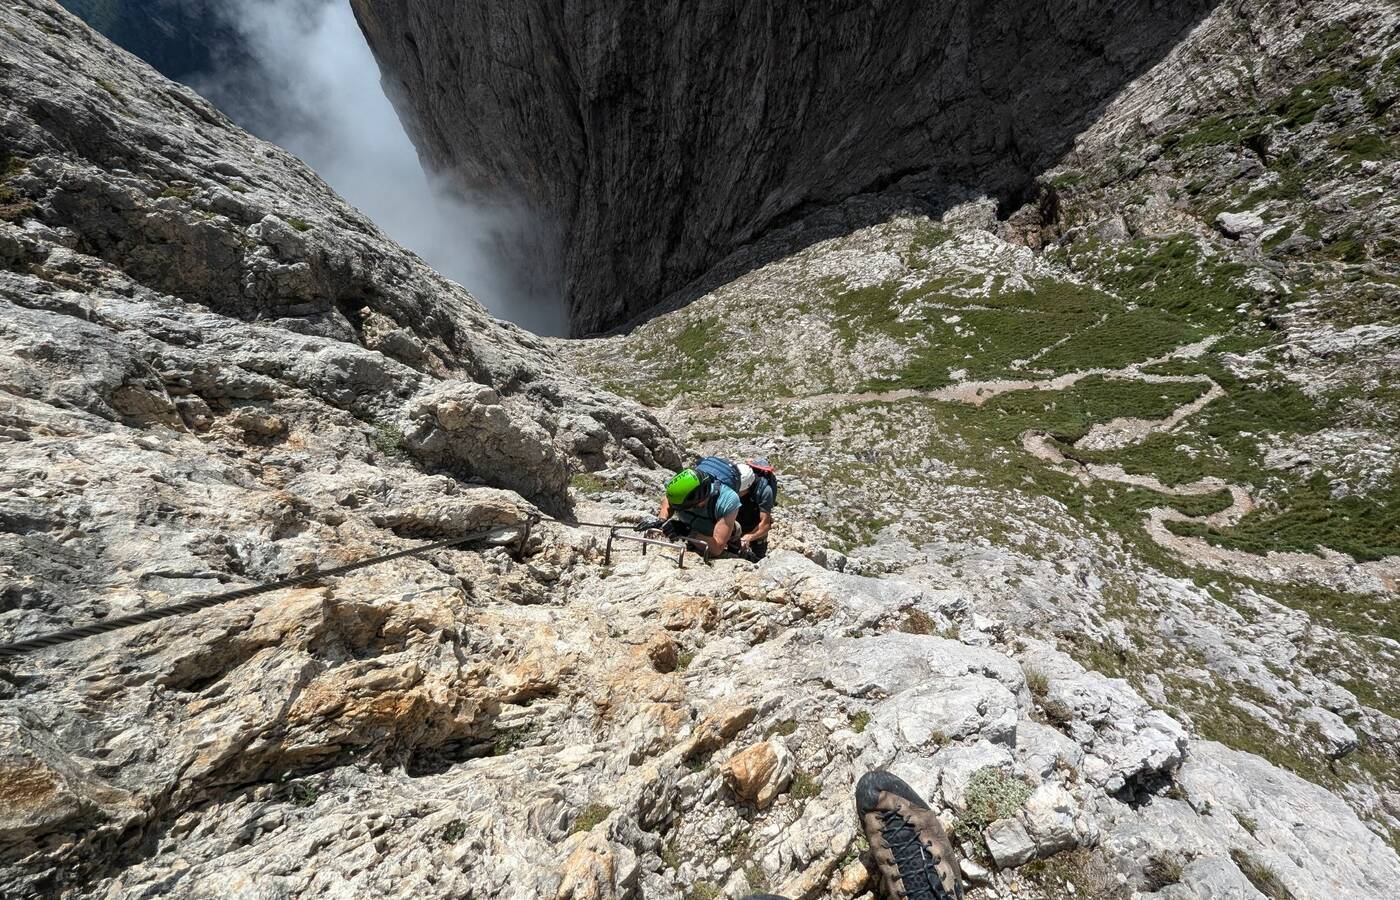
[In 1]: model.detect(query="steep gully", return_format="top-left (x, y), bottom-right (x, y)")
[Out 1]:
top-left (350, 0), bottom-right (1222, 334)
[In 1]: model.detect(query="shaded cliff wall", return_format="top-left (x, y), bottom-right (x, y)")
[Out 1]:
top-left (352, 1), bottom-right (1218, 334)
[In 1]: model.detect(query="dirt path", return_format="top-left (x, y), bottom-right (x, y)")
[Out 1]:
top-left (714, 334), bottom-right (1397, 591)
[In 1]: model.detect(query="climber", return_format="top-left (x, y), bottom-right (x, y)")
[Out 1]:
top-left (735, 458), bottom-right (777, 561)
top-left (636, 458), bottom-right (743, 558)
top-left (736, 769), bottom-right (963, 900)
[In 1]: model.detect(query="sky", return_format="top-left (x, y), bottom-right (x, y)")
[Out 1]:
top-left (196, 0), bottom-right (565, 335)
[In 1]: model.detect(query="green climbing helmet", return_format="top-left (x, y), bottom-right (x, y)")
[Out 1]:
top-left (666, 468), bottom-right (708, 508)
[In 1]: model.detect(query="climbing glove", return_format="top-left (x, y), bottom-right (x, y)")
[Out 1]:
top-left (633, 517), bottom-right (667, 532)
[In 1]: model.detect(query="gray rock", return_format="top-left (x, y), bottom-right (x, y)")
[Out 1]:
top-left (1021, 784), bottom-right (1080, 855)
top-left (986, 816), bottom-right (1037, 868)
top-left (1298, 706), bottom-right (1358, 759)
top-left (1215, 211), bottom-right (1266, 238)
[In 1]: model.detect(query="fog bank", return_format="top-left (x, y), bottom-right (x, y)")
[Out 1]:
top-left (197, 0), bottom-right (565, 335)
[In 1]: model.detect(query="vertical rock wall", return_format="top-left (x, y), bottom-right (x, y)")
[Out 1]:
top-left (352, 0), bottom-right (1218, 333)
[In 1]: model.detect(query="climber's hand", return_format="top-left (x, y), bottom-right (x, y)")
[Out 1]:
top-left (660, 518), bottom-right (689, 539)
top-left (633, 517), bottom-right (666, 532)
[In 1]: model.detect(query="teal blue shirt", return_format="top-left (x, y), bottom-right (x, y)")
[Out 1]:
top-left (676, 484), bottom-right (741, 535)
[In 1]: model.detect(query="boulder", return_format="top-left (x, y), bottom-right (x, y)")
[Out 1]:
top-left (986, 817), bottom-right (1037, 868)
top-left (723, 738), bottom-right (795, 808)
top-left (1215, 211), bottom-right (1266, 238)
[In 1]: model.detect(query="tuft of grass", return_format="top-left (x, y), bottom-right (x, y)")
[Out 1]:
top-left (0, 152), bottom-right (34, 222)
top-left (1025, 667), bottom-right (1050, 701)
top-left (441, 819), bottom-right (467, 842)
top-left (789, 769), bottom-right (821, 801)
top-left (660, 838), bottom-right (681, 870)
top-left (850, 710), bottom-right (871, 733)
top-left (685, 883), bottom-right (721, 900)
top-left (95, 77), bottom-right (127, 105)
top-left (569, 472), bottom-right (612, 494)
top-left (743, 862), bottom-right (770, 892)
top-left (765, 718), bottom-right (798, 738)
top-left (675, 649), bottom-right (697, 671)
top-left (1230, 849), bottom-right (1292, 899)
top-left (159, 184), bottom-right (196, 200)
top-left (287, 216), bottom-right (312, 232)
top-left (1021, 849), bottom-right (1127, 900)
top-left (1143, 853), bottom-right (1184, 890)
top-left (569, 803), bottom-right (613, 835)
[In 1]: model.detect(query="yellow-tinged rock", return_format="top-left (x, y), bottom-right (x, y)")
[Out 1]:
top-left (556, 828), bottom-right (638, 899)
top-left (723, 737), bottom-right (794, 808)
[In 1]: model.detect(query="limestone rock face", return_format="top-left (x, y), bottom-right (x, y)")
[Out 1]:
top-left (351, 0), bottom-right (1216, 333)
top-left (5, 1), bottom-right (1400, 898)
top-left (0, 0), bottom-right (680, 513)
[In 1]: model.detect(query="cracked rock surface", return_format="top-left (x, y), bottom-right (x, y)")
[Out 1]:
top-left (4, 1), bottom-right (1400, 899)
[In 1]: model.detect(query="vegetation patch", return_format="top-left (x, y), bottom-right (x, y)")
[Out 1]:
top-left (490, 723), bottom-right (537, 756)
top-left (955, 767), bottom-right (1033, 854)
top-left (1230, 849), bottom-right (1292, 899)
top-left (1143, 852), bottom-right (1185, 891)
top-left (1167, 475), bottom-right (1400, 569)
top-left (369, 421), bottom-right (406, 458)
top-left (569, 472), bottom-right (613, 494)
top-left (569, 803), bottom-right (613, 835)
top-left (789, 769), bottom-right (821, 801)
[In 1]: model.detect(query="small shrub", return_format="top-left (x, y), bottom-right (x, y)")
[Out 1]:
top-left (287, 216), bottom-right (312, 232)
top-left (441, 819), bottom-right (467, 842)
top-left (850, 710), bottom-right (871, 733)
top-left (370, 421), bottom-right (405, 458)
top-left (569, 803), bottom-right (613, 835)
top-left (899, 607), bottom-right (937, 635)
top-left (675, 649), bottom-right (697, 671)
top-left (491, 723), bottom-right (536, 756)
top-left (287, 781), bottom-right (318, 807)
top-left (956, 767), bottom-right (1033, 853)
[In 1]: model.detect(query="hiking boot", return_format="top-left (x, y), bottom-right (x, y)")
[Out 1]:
top-left (856, 770), bottom-right (963, 900)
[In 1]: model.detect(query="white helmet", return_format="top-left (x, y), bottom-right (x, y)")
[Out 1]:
top-left (736, 462), bottom-right (755, 493)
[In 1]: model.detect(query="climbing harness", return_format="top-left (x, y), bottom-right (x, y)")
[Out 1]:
top-left (0, 521), bottom-right (537, 661)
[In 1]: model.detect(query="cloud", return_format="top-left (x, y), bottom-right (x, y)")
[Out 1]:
top-left (194, 0), bottom-right (565, 335)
